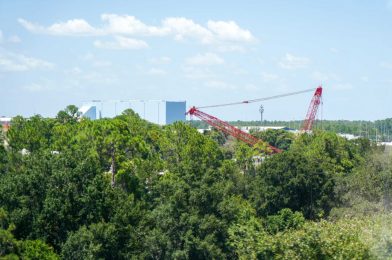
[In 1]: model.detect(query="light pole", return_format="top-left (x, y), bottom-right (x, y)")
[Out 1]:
top-left (259, 105), bottom-right (264, 126)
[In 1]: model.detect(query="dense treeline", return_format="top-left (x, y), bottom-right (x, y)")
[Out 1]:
top-left (1, 105), bottom-right (392, 259)
top-left (190, 119), bottom-right (392, 141)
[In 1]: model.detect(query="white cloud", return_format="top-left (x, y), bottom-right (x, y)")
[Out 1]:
top-left (261, 72), bottom-right (279, 82)
top-left (92, 60), bottom-right (112, 67)
top-left (18, 18), bottom-right (99, 36)
top-left (101, 14), bottom-right (167, 36)
top-left (244, 84), bottom-right (259, 91)
top-left (215, 45), bottom-right (246, 53)
top-left (331, 83), bottom-right (353, 90)
top-left (66, 66), bottom-right (83, 75)
top-left (205, 80), bottom-right (236, 90)
top-left (23, 83), bottom-right (50, 92)
top-left (80, 52), bottom-right (112, 67)
top-left (65, 68), bottom-right (118, 87)
top-left (207, 20), bottom-right (255, 42)
top-left (186, 52), bottom-right (224, 66)
top-left (149, 56), bottom-right (171, 64)
top-left (0, 51), bottom-right (54, 72)
top-left (162, 17), bottom-right (213, 43)
top-left (312, 71), bottom-right (339, 82)
top-left (8, 35), bottom-right (21, 43)
top-left (182, 66), bottom-right (214, 79)
top-left (329, 47), bottom-right (339, 53)
top-left (147, 67), bottom-right (166, 76)
top-left (380, 61), bottom-right (392, 69)
top-left (94, 36), bottom-right (148, 49)
top-left (18, 15), bottom-right (256, 50)
top-left (360, 76), bottom-right (369, 82)
top-left (0, 30), bottom-right (21, 44)
top-left (279, 53), bottom-right (310, 69)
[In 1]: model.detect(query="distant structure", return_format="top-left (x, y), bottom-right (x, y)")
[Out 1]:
top-left (166, 101), bottom-right (186, 124)
top-left (78, 104), bottom-right (97, 120)
top-left (0, 117), bottom-right (11, 131)
top-left (259, 105), bottom-right (264, 125)
top-left (79, 100), bottom-right (186, 125)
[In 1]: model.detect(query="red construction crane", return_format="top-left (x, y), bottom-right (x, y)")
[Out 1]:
top-left (301, 86), bottom-right (323, 132)
top-left (187, 86), bottom-right (323, 153)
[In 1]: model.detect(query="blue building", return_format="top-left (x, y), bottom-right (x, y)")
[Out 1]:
top-left (165, 101), bottom-right (186, 124)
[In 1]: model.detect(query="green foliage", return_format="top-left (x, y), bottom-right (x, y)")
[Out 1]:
top-left (252, 129), bottom-right (295, 151)
top-left (256, 218), bottom-right (372, 259)
top-left (0, 209), bottom-right (58, 259)
top-left (203, 128), bottom-right (228, 146)
top-left (332, 151), bottom-right (392, 218)
top-left (56, 105), bottom-right (80, 124)
top-left (250, 150), bottom-right (335, 219)
top-left (234, 142), bottom-right (254, 172)
top-left (264, 208), bottom-right (305, 234)
top-left (1, 106), bottom-right (391, 258)
top-left (0, 135), bottom-right (7, 175)
top-left (19, 240), bottom-right (59, 260)
top-left (7, 115), bottom-right (53, 152)
top-left (61, 222), bottom-right (118, 260)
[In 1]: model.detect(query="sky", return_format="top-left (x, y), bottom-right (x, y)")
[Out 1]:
top-left (0, 0), bottom-right (391, 121)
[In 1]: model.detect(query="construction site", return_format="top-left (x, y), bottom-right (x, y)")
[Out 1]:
top-left (1, 1), bottom-right (392, 258)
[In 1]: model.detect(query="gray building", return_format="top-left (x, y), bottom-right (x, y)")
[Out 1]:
top-left (165, 101), bottom-right (186, 124)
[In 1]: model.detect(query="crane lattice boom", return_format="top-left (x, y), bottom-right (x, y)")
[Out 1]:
top-left (187, 107), bottom-right (282, 153)
top-left (301, 86), bottom-right (323, 131)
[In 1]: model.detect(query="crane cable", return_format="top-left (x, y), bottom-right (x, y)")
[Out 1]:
top-left (196, 87), bottom-right (316, 109)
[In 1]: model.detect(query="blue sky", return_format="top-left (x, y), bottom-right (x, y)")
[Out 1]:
top-left (0, 0), bottom-right (391, 121)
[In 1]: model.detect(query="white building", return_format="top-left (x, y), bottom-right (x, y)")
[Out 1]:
top-left (80, 100), bottom-right (186, 125)
top-left (78, 104), bottom-right (97, 120)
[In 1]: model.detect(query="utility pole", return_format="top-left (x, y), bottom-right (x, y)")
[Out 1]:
top-left (259, 105), bottom-right (264, 126)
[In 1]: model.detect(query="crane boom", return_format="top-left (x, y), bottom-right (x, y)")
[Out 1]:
top-left (187, 107), bottom-right (282, 153)
top-left (197, 88), bottom-right (315, 109)
top-left (301, 86), bottom-right (323, 131)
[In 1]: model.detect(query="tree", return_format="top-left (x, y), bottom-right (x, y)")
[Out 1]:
top-left (0, 135), bottom-right (7, 174)
top-left (0, 105), bottom-right (387, 258)
top-left (0, 208), bottom-right (58, 259)
top-left (264, 208), bottom-right (305, 234)
top-left (234, 142), bottom-right (254, 173)
top-left (19, 240), bottom-right (59, 260)
top-left (249, 150), bottom-right (335, 219)
top-left (7, 115), bottom-right (53, 153)
top-left (251, 129), bottom-right (295, 151)
top-left (203, 128), bottom-right (228, 146)
top-left (61, 223), bottom-right (119, 260)
top-left (56, 105), bottom-right (80, 124)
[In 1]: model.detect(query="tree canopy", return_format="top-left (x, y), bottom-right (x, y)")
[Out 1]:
top-left (0, 106), bottom-right (391, 259)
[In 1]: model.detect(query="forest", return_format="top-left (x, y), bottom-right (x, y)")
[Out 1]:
top-left (1, 105), bottom-right (392, 259)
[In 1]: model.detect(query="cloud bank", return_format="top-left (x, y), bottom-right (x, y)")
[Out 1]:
top-left (18, 14), bottom-right (256, 50)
